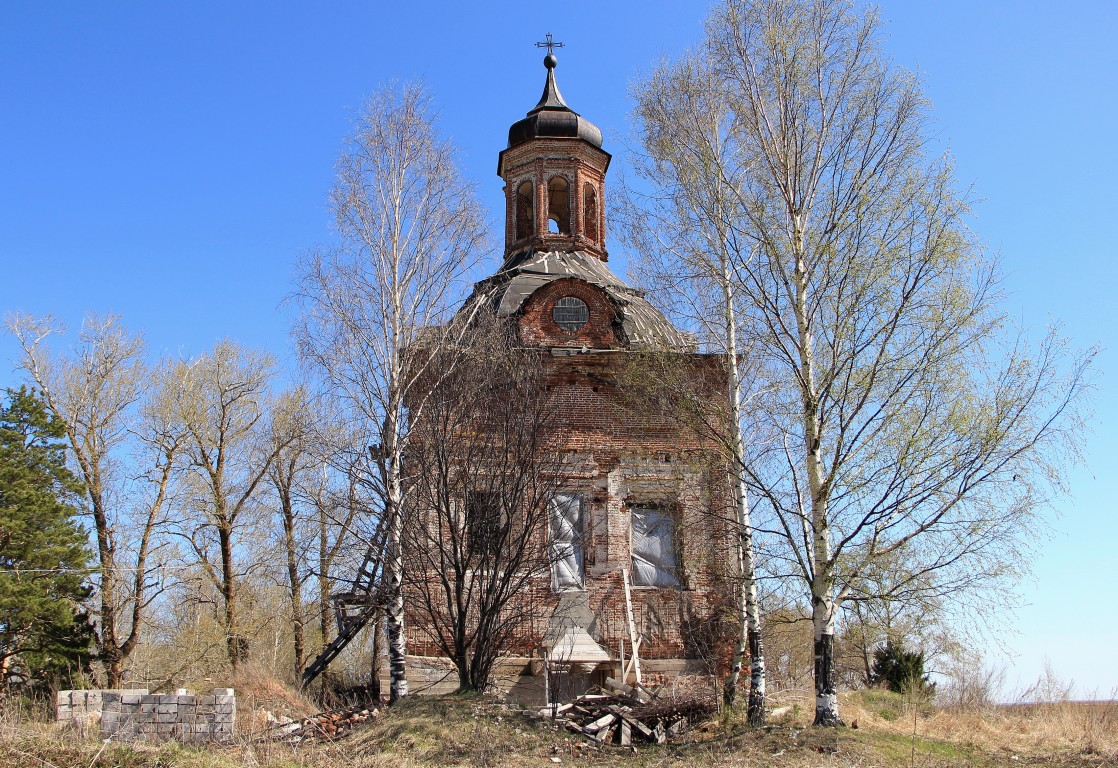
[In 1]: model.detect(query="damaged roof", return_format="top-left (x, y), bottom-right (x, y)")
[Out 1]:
top-left (462, 249), bottom-right (695, 351)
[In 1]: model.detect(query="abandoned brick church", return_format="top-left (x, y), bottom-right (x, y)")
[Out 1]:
top-left (402, 51), bottom-right (736, 702)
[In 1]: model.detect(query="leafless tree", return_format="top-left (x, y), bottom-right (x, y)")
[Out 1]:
top-left (7, 313), bottom-right (180, 687)
top-left (168, 339), bottom-right (285, 668)
top-left (624, 0), bottom-right (1094, 726)
top-left (292, 81), bottom-right (490, 701)
top-left (404, 319), bottom-right (566, 692)
top-left (266, 385), bottom-right (318, 678)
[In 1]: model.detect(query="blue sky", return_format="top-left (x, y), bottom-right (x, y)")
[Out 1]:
top-left (2, 1), bottom-right (1115, 698)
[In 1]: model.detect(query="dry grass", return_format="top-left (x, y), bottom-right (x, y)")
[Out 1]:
top-left (2, 683), bottom-right (1116, 767)
top-left (842, 687), bottom-right (1118, 765)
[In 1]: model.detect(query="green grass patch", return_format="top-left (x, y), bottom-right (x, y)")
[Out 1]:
top-left (854, 726), bottom-right (985, 765)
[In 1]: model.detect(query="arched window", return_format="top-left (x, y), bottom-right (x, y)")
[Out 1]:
top-left (583, 183), bottom-right (599, 243)
top-left (548, 176), bottom-right (570, 234)
top-left (516, 181), bottom-right (534, 240)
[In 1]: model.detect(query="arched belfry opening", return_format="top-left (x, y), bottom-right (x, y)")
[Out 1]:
top-left (498, 50), bottom-right (611, 259)
top-left (516, 181), bottom-right (534, 241)
top-left (548, 177), bottom-right (570, 234)
top-left (583, 183), bottom-right (599, 244)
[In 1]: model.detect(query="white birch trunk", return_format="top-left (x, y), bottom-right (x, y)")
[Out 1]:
top-left (384, 413), bottom-right (409, 703)
top-left (791, 215), bottom-right (841, 726)
top-left (718, 249), bottom-right (766, 724)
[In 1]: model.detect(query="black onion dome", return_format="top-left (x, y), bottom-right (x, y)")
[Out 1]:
top-left (507, 54), bottom-right (603, 149)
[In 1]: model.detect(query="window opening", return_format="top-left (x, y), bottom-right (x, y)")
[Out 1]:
top-left (466, 490), bottom-right (502, 561)
top-left (516, 181), bottom-right (534, 240)
top-left (548, 494), bottom-right (585, 590)
top-left (631, 506), bottom-right (680, 588)
top-left (548, 176), bottom-right (570, 234)
top-left (552, 296), bottom-right (589, 333)
top-left (583, 183), bottom-right (598, 243)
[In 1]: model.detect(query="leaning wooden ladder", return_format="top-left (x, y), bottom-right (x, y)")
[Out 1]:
top-left (301, 542), bottom-right (382, 687)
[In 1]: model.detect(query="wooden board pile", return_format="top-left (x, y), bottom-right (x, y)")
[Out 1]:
top-left (543, 678), bottom-right (715, 747)
top-left (263, 705), bottom-right (379, 742)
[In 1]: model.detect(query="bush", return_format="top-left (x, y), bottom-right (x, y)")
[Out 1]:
top-left (871, 640), bottom-right (935, 696)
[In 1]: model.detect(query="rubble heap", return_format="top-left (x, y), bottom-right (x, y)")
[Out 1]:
top-left (542, 678), bottom-right (716, 747)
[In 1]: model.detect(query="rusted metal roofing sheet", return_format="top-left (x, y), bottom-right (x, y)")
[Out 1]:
top-left (464, 250), bottom-right (694, 351)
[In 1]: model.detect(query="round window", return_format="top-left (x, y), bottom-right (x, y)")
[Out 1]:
top-left (552, 296), bottom-right (589, 333)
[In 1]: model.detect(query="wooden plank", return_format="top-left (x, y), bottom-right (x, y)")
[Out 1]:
top-left (619, 719), bottom-right (631, 746)
top-left (538, 703), bottom-right (573, 717)
top-left (632, 681), bottom-right (660, 701)
top-left (604, 676), bottom-right (650, 704)
top-left (583, 713), bottom-right (617, 733)
top-left (621, 569), bottom-right (642, 684)
top-left (619, 713), bottom-right (655, 741)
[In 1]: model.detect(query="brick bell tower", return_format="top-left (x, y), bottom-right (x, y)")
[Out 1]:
top-left (498, 49), bottom-right (609, 262)
top-left (467, 48), bottom-right (692, 352)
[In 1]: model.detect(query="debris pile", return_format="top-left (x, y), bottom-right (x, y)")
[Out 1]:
top-left (542, 678), bottom-right (716, 747)
top-left (263, 705), bottom-right (379, 742)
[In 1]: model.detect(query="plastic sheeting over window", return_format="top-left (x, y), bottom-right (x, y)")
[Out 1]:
top-left (631, 507), bottom-right (680, 588)
top-left (548, 494), bottom-right (584, 590)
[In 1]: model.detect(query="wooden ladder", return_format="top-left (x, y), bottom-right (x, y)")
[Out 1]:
top-left (301, 541), bottom-right (383, 687)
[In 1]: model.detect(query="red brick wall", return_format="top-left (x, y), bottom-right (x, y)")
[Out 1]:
top-left (518, 278), bottom-right (621, 349)
top-left (405, 349), bottom-right (735, 668)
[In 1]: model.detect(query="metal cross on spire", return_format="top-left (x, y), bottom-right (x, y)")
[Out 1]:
top-left (535, 33), bottom-right (564, 56)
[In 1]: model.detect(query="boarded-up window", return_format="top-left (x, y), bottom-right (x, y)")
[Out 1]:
top-left (631, 506), bottom-right (679, 588)
top-left (548, 494), bottom-right (584, 590)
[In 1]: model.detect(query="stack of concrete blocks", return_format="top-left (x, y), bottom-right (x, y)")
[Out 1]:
top-left (55, 688), bottom-right (235, 743)
top-left (56, 689), bottom-right (146, 730)
top-left (101, 688), bottom-right (236, 742)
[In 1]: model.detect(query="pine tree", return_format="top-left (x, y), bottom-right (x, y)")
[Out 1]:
top-left (871, 640), bottom-right (933, 696)
top-left (0, 387), bottom-right (94, 689)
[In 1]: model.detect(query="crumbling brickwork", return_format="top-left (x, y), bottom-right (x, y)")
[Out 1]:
top-left (406, 351), bottom-right (734, 672)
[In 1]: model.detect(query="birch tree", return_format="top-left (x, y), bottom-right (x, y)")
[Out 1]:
top-left (628, 0), bottom-right (1093, 726)
top-left (292, 81), bottom-right (489, 702)
top-left (7, 313), bottom-right (180, 687)
top-left (620, 54), bottom-right (767, 723)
